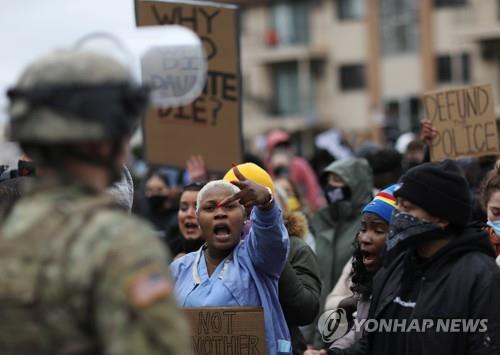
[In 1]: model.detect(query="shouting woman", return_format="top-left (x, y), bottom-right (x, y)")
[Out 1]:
top-left (170, 166), bottom-right (292, 355)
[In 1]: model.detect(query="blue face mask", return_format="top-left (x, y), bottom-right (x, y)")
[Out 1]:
top-left (487, 220), bottom-right (500, 236)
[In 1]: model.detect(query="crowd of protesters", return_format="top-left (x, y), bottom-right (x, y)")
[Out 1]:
top-left (102, 122), bottom-right (500, 354)
top-left (1, 52), bottom-right (500, 355)
top-left (3, 115), bottom-right (500, 354)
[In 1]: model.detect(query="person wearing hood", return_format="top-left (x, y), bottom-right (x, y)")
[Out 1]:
top-left (309, 158), bottom-right (373, 347)
top-left (329, 159), bottom-right (500, 355)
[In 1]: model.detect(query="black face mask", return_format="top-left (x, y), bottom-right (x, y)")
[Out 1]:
top-left (324, 185), bottom-right (351, 205)
top-left (182, 238), bottom-right (205, 253)
top-left (147, 195), bottom-right (168, 211)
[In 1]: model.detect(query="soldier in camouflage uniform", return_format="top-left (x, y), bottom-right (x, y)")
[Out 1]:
top-left (0, 49), bottom-right (190, 354)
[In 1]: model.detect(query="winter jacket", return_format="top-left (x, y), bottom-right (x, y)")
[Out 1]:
top-left (330, 224), bottom-right (500, 355)
top-left (310, 159), bottom-right (373, 317)
top-left (279, 234), bottom-right (322, 355)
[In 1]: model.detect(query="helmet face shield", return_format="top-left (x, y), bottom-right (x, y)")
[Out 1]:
top-left (6, 26), bottom-right (207, 143)
top-left (75, 26), bottom-right (207, 108)
top-left (138, 26), bottom-right (207, 108)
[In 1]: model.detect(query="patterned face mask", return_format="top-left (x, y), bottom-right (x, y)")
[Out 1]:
top-left (384, 211), bottom-right (447, 264)
top-left (323, 185), bottom-right (351, 204)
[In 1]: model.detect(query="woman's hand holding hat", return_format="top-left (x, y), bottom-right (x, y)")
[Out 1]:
top-left (219, 165), bottom-right (274, 211)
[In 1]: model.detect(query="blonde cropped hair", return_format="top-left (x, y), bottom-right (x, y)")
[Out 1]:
top-left (196, 180), bottom-right (241, 214)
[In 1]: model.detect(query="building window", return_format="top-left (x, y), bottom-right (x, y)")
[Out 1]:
top-left (338, 64), bottom-right (366, 90)
top-left (380, 0), bottom-right (419, 55)
top-left (409, 97), bottom-right (421, 132)
top-left (384, 100), bottom-right (401, 144)
top-left (384, 96), bottom-right (422, 139)
top-left (461, 53), bottom-right (470, 82)
top-left (436, 55), bottom-right (452, 83)
top-left (436, 52), bottom-right (471, 84)
top-left (272, 62), bottom-right (300, 116)
top-left (271, 1), bottom-right (310, 46)
top-left (337, 0), bottom-right (365, 20)
top-left (434, 0), bottom-right (466, 7)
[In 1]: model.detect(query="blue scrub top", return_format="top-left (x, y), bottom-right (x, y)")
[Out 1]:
top-left (183, 249), bottom-right (260, 308)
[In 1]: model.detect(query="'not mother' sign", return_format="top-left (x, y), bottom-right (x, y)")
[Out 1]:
top-left (423, 84), bottom-right (499, 161)
top-left (184, 307), bottom-right (268, 355)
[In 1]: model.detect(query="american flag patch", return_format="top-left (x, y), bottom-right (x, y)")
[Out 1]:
top-left (127, 268), bottom-right (173, 308)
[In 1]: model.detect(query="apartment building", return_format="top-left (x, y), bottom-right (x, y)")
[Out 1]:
top-left (226, 0), bottom-right (500, 148)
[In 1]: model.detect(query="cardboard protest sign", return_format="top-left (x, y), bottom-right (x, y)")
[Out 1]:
top-left (184, 307), bottom-right (268, 355)
top-left (135, 0), bottom-right (242, 171)
top-left (423, 84), bottom-right (499, 161)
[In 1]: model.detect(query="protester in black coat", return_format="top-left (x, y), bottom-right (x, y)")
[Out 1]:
top-left (328, 160), bottom-right (500, 355)
top-left (279, 211), bottom-right (321, 355)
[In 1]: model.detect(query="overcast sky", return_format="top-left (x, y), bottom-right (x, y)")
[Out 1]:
top-left (0, 0), bottom-right (143, 126)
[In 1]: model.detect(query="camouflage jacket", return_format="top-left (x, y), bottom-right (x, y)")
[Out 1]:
top-left (0, 180), bottom-right (189, 355)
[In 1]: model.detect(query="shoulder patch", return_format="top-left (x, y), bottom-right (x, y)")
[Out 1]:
top-left (126, 266), bottom-right (173, 308)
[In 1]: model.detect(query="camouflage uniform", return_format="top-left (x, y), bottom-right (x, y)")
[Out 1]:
top-left (0, 50), bottom-right (190, 354)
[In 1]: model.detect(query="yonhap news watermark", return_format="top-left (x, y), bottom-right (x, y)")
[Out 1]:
top-left (318, 308), bottom-right (489, 344)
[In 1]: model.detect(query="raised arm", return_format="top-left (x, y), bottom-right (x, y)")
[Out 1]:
top-left (247, 202), bottom-right (289, 277)
top-left (220, 165), bottom-right (289, 277)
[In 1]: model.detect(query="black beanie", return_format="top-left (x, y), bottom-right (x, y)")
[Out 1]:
top-left (394, 159), bottom-right (471, 227)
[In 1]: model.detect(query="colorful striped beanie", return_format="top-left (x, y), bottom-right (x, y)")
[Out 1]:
top-left (362, 184), bottom-right (399, 224)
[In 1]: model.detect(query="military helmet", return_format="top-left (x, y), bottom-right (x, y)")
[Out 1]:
top-left (6, 49), bottom-right (148, 143)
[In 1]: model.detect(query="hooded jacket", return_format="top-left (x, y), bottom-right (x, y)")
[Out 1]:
top-left (330, 224), bottom-right (500, 355)
top-left (310, 159), bottom-right (373, 312)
